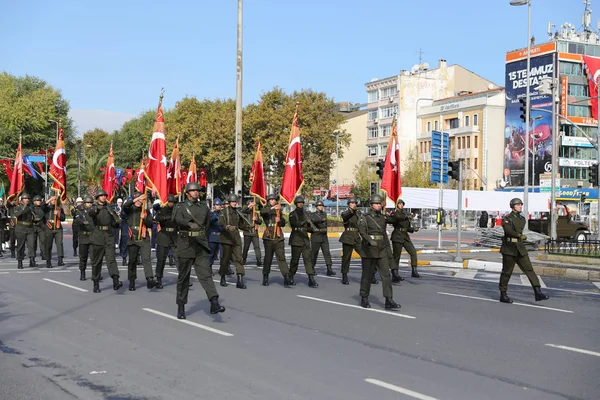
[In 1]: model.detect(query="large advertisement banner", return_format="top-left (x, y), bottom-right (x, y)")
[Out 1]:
top-left (504, 53), bottom-right (555, 187)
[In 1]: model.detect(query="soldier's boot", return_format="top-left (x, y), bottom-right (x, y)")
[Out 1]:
top-left (17, 260), bottom-right (23, 269)
top-left (46, 259), bottom-right (53, 268)
top-left (308, 274), bottom-right (319, 288)
top-left (220, 276), bottom-right (228, 287)
top-left (371, 271), bottom-right (379, 285)
top-left (391, 269), bottom-right (404, 283)
top-left (99, 275), bottom-right (104, 281)
top-left (155, 277), bottom-right (164, 289)
top-left (499, 291), bottom-right (513, 304)
top-left (177, 304), bottom-right (186, 320)
top-left (10, 250), bottom-right (15, 258)
top-left (236, 274), bottom-right (247, 289)
top-left (360, 296), bottom-right (371, 308)
top-left (129, 280), bottom-right (136, 291)
top-left (122, 257), bottom-right (127, 266)
top-left (29, 258), bottom-right (37, 268)
top-left (411, 265), bottom-right (421, 278)
top-left (283, 274), bottom-right (292, 288)
top-left (533, 287), bottom-right (549, 301)
top-left (262, 275), bottom-right (269, 286)
top-left (73, 248), bottom-right (78, 257)
top-left (168, 255), bottom-right (175, 266)
top-left (112, 276), bottom-right (123, 290)
top-left (209, 296), bottom-right (225, 314)
top-left (289, 274), bottom-right (296, 286)
top-left (326, 265), bottom-right (336, 276)
top-left (80, 270), bottom-right (86, 281)
top-left (256, 259), bottom-right (263, 267)
top-left (93, 281), bottom-right (101, 293)
top-left (385, 297), bottom-right (401, 310)
top-left (341, 273), bottom-right (349, 285)
top-left (146, 277), bottom-right (157, 289)
top-left (58, 257), bottom-right (65, 267)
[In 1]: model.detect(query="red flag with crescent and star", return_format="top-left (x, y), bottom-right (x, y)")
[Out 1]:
top-left (249, 139), bottom-right (267, 205)
top-left (102, 144), bottom-right (116, 203)
top-left (8, 137), bottom-right (24, 203)
top-left (380, 115), bottom-right (402, 204)
top-left (49, 127), bottom-right (67, 202)
top-left (167, 136), bottom-right (181, 196)
top-left (186, 157), bottom-right (197, 184)
top-left (144, 94), bottom-right (168, 205)
top-left (135, 157), bottom-right (145, 193)
top-left (583, 55), bottom-right (600, 120)
top-left (280, 110), bottom-right (304, 204)
top-left (199, 168), bottom-right (207, 187)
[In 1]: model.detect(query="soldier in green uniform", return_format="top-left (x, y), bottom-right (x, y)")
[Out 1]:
top-left (241, 199), bottom-right (262, 267)
top-left (31, 195), bottom-right (46, 260)
top-left (357, 194), bottom-right (400, 309)
top-left (339, 197), bottom-right (361, 285)
top-left (310, 200), bottom-right (335, 276)
top-left (123, 192), bottom-right (157, 291)
top-left (7, 199), bottom-right (17, 258)
top-left (14, 193), bottom-right (36, 269)
top-left (289, 196), bottom-right (318, 287)
top-left (71, 197), bottom-right (83, 257)
top-left (73, 195), bottom-right (95, 281)
top-left (260, 194), bottom-right (292, 287)
top-left (218, 194), bottom-right (247, 289)
top-left (499, 198), bottom-right (549, 303)
top-left (88, 189), bottom-right (123, 293)
top-left (173, 182), bottom-right (225, 319)
top-left (154, 194), bottom-right (178, 289)
top-left (386, 198), bottom-right (419, 281)
top-left (43, 195), bottom-right (66, 268)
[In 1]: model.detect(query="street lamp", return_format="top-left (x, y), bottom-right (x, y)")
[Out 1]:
top-left (510, 0), bottom-right (532, 225)
top-left (331, 133), bottom-right (341, 217)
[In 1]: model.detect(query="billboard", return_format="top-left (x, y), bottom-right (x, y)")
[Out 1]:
top-left (504, 53), bottom-right (555, 187)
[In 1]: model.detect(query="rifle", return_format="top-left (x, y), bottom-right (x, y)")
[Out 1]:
top-left (137, 191), bottom-right (149, 240)
top-left (275, 200), bottom-right (282, 238)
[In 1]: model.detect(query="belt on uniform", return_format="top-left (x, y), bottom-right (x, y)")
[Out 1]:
top-left (345, 227), bottom-right (358, 232)
top-left (505, 237), bottom-right (521, 243)
top-left (369, 235), bottom-right (384, 240)
top-left (96, 225), bottom-right (110, 231)
top-left (164, 227), bottom-right (175, 232)
top-left (18, 221), bottom-right (32, 226)
top-left (181, 231), bottom-right (205, 237)
top-left (399, 228), bottom-right (409, 232)
top-left (318, 228), bottom-right (328, 232)
top-left (293, 228), bottom-right (306, 232)
top-left (81, 231), bottom-right (91, 236)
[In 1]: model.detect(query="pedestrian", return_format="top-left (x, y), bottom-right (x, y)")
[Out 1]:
top-left (31, 195), bottom-right (46, 261)
top-left (240, 199), bottom-right (262, 268)
top-left (479, 211), bottom-right (489, 228)
top-left (387, 198), bottom-right (420, 280)
top-left (218, 194), bottom-right (246, 289)
top-left (72, 195), bottom-right (95, 281)
top-left (42, 195), bottom-right (66, 268)
top-left (71, 197), bottom-right (83, 257)
top-left (208, 198), bottom-right (224, 273)
top-left (289, 195), bottom-right (318, 287)
top-left (310, 200), bottom-right (335, 276)
top-left (339, 197), bottom-right (362, 285)
top-left (14, 193), bottom-right (36, 269)
top-left (260, 194), bottom-right (292, 287)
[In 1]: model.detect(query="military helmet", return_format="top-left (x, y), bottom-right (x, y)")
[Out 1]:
top-left (21, 193), bottom-right (31, 200)
top-left (294, 195), bottom-right (305, 204)
top-left (83, 195), bottom-right (94, 203)
top-left (167, 194), bottom-right (176, 203)
top-left (213, 198), bottom-right (223, 206)
top-left (185, 182), bottom-right (201, 193)
top-left (134, 191), bottom-right (143, 197)
top-left (510, 198), bottom-right (523, 208)
top-left (95, 189), bottom-right (108, 199)
top-left (76, 197), bottom-right (83, 203)
top-left (316, 200), bottom-right (324, 207)
top-left (397, 198), bottom-right (405, 205)
top-left (228, 194), bottom-right (239, 203)
top-left (267, 193), bottom-right (279, 201)
top-left (370, 194), bottom-right (383, 204)
top-left (33, 195), bottom-right (43, 201)
top-left (347, 197), bottom-right (358, 204)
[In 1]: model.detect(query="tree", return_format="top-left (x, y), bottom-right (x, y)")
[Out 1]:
top-left (77, 153), bottom-right (108, 199)
top-left (82, 128), bottom-right (110, 158)
top-left (110, 110), bottom-right (158, 168)
top-left (401, 148), bottom-right (438, 188)
top-left (351, 160), bottom-right (378, 202)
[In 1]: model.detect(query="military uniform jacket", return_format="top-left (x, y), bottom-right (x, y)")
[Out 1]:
top-left (500, 212), bottom-right (528, 257)
top-left (260, 206), bottom-right (286, 242)
top-left (289, 209), bottom-right (311, 247)
top-left (240, 206), bottom-right (262, 237)
top-left (386, 209), bottom-right (413, 243)
top-left (218, 206), bottom-right (243, 245)
top-left (123, 200), bottom-right (153, 244)
top-left (14, 203), bottom-right (34, 233)
top-left (339, 208), bottom-right (361, 245)
top-left (0, 205), bottom-right (8, 230)
top-left (173, 199), bottom-right (211, 258)
top-left (310, 210), bottom-right (328, 243)
top-left (154, 206), bottom-right (177, 247)
top-left (88, 202), bottom-right (121, 245)
top-left (208, 211), bottom-right (222, 243)
top-left (43, 204), bottom-right (65, 230)
top-left (31, 205), bottom-right (46, 228)
top-left (7, 203), bottom-right (17, 230)
top-left (73, 205), bottom-right (94, 244)
top-left (358, 209), bottom-right (387, 259)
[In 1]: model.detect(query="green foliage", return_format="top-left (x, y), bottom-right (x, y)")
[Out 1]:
top-left (82, 128), bottom-right (110, 158)
top-left (111, 110), bottom-right (158, 167)
top-left (402, 148), bottom-right (438, 188)
top-left (351, 160), bottom-right (378, 202)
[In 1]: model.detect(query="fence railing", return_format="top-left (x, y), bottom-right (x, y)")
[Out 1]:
top-left (545, 239), bottom-right (600, 258)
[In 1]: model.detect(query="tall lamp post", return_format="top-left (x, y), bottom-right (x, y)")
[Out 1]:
top-left (234, 0), bottom-right (243, 197)
top-left (510, 0), bottom-right (532, 226)
top-left (331, 133), bottom-right (341, 216)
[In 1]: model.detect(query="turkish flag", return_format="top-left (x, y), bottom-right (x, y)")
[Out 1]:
top-left (144, 96), bottom-right (168, 205)
top-left (125, 168), bottom-right (133, 182)
top-left (583, 56), bottom-right (600, 120)
top-left (49, 127), bottom-right (67, 202)
top-left (186, 158), bottom-right (197, 184)
top-left (280, 110), bottom-right (304, 204)
top-left (249, 139), bottom-right (266, 204)
top-left (8, 138), bottom-right (24, 202)
top-left (199, 168), bottom-right (207, 188)
top-left (380, 117), bottom-right (402, 203)
top-left (167, 137), bottom-right (181, 196)
top-left (135, 157), bottom-right (145, 193)
top-left (0, 159), bottom-right (13, 179)
top-left (102, 144), bottom-right (116, 203)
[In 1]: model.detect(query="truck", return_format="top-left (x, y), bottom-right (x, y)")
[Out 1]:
top-left (528, 204), bottom-right (590, 241)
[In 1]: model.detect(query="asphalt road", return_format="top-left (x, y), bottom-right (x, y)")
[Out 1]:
top-left (1, 229), bottom-right (599, 400)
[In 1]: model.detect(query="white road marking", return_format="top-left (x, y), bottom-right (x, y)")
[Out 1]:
top-left (437, 292), bottom-right (573, 313)
top-left (545, 344), bottom-right (600, 357)
top-left (0, 272), bottom-right (8, 275)
top-left (17, 271), bottom-right (41, 274)
top-left (47, 270), bottom-right (71, 273)
top-left (297, 295), bottom-right (415, 319)
top-left (453, 270), bottom-right (478, 279)
top-left (142, 308), bottom-right (233, 337)
top-left (272, 268), bottom-right (340, 280)
top-left (593, 282), bottom-right (600, 290)
top-left (43, 278), bottom-right (88, 292)
top-left (365, 378), bottom-right (439, 400)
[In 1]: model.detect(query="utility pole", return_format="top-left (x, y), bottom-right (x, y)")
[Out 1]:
top-left (234, 0), bottom-right (243, 197)
top-left (454, 159), bottom-right (463, 262)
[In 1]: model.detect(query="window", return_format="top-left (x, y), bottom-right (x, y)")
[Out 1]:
top-left (426, 121), bottom-right (431, 132)
top-left (448, 118), bottom-right (459, 129)
top-left (458, 137), bottom-right (461, 149)
top-left (473, 114), bottom-right (478, 126)
top-left (368, 109), bottom-right (378, 120)
top-left (467, 136), bottom-right (471, 148)
top-left (474, 179), bottom-right (478, 189)
top-left (379, 144), bottom-right (388, 156)
top-left (568, 105), bottom-right (592, 117)
top-left (434, 120), bottom-right (439, 130)
top-left (380, 105), bottom-right (398, 119)
top-left (462, 137), bottom-right (466, 148)
top-left (474, 135), bottom-right (478, 148)
top-left (568, 84), bottom-right (590, 97)
top-left (419, 142), bottom-right (423, 153)
top-left (464, 115), bottom-right (470, 127)
top-left (474, 158), bottom-right (478, 169)
top-left (368, 90), bottom-right (378, 103)
top-left (559, 61), bottom-right (584, 76)
top-left (368, 127), bottom-right (378, 139)
top-left (380, 86), bottom-right (397, 99)
top-left (466, 158), bottom-right (471, 167)
top-left (368, 146), bottom-right (377, 156)
top-left (380, 124), bottom-right (392, 137)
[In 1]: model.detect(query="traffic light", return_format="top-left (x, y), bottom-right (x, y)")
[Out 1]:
top-left (580, 193), bottom-right (587, 203)
top-left (518, 98), bottom-right (528, 123)
top-left (370, 181), bottom-right (378, 196)
top-left (589, 163), bottom-right (598, 186)
top-left (448, 160), bottom-right (461, 181)
top-left (376, 159), bottom-right (384, 179)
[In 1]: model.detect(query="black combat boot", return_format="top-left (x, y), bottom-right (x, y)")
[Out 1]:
top-left (220, 276), bottom-right (228, 287)
top-left (283, 274), bottom-right (292, 288)
top-left (411, 266), bottom-right (421, 278)
top-left (385, 297), bottom-right (401, 310)
top-left (500, 291), bottom-right (513, 304)
top-left (326, 265), bottom-right (336, 276)
top-left (155, 277), bottom-right (163, 289)
top-left (29, 258), bottom-right (37, 268)
top-left (391, 269), bottom-right (404, 283)
top-left (289, 274), bottom-right (296, 286)
top-left (93, 281), bottom-right (101, 293)
top-left (341, 273), bottom-right (349, 285)
top-left (209, 296), bottom-right (225, 314)
top-left (112, 276), bottom-right (123, 290)
top-left (73, 248), bottom-right (78, 257)
top-left (57, 257), bottom-right (65, 267)
top-left (80, 270), bottom-right (86, 281)
top-left (256, 259), bottom-right (262, 267)
top-left (308, 275), bottom-right (319, 288)
top-left (534, 287), bottom-right (549, 301)
top-left (262, 275), bottom-right (269, 286)
top-left (177, 304), bottom-right (186, 319)
top-left (146, 277), bottom-right (157, 289)
top-left (46, 259), bottom-right (53, 268)
top-left (168, 255), bottom-right (175, 266)
top-left (360, 296), bottom-right (371, 308)
top-left (129, 280), bottom-right (136, 291)
top-left (17, 260), bottom-right (23, 269)
top-left (236, 274), bottom-right (247, 289)
top-left (10, 249), bottom-right (15, 258)
top-left (122, 257), bottom-right (126, 266)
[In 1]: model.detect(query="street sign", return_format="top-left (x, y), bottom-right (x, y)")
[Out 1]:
top-left (430, 148), bottom-right (449, 161)
top-left (431, 131), bottom-right (449, 149)
top-left (431, 171), bottom-right (449, 184)
top-left (25, 155), bottom-right (46, 163)
top-left (539, 173), bottom-right (560, 193)
top-left (430, 131), bottom-right (449, 184)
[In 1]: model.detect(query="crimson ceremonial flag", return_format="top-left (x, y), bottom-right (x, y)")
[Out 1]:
top-left (249, 139), bottom-right (266, 204)
top-left (280, 110), bottom-right (304, 204)
top-left (380, 115), bottom-right (402, 203)
top-left (144, 95), bottom-right (168, 204)
top-left (186, 157), bottom-right (197, 184)
top-left (583, 55), bottom-right (600, 120)
top-left (135, 157), bottom-right (145, 193)
top-left (49, 127), bottom-right (67, 202)
top-left (199, 168), bottom-right (207, 188)
top-left (8, 137), bottom-right (24, 202)
top-left (0, 159), bottom-right (13, 179)
top-left (167, 137), bottom-right (181, 196)
top-left (102, 144), bottom-right (116, 202)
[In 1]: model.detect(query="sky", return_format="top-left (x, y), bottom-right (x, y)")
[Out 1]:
top-left (1, 0), bottom-right (586, 135)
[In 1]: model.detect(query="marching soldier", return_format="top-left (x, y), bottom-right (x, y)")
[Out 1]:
top-left (31, 195), bottom-right (46, 260)
top-left (357, 194), bottom-right (400, 309)
top-left (71, 197), bottom-right (83, 257)
top-left (14, 193), bottom-right (36, 269)
top-left (43, 195), bottom-right (66, 268)
top-left (7, 199), bottom-right (17, 258)
top-left (208, 198), bottom-right (224, 271)
top-left (241, 199), bottom-right (262, 267)
top-left (173, 182), bottom-right (225, 319)
top-left (73, 195), bottom-right (95, 280)
top-left (310, 200), bottom-right (335, 276)
top-left (499, 198), bottom-right (549, 303)
top-left (387, 198), bottom-right (419, 281)
top-left (339, 197), bottom-right (362, 285)
top-left (289, 196), bottom-right (318, 287)
top-left (123, 191), bottom-right (157, 291)
top-left (88, 189), bottom-right (123, 293)
top-left (218, 194), bottom-right (247, 289)
top-left (154, 194), bottom-right (178, 289)
top-left (260, 193), bottom-right (292, 287)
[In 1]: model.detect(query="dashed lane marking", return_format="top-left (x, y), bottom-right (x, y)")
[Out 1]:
top-left (364, 378), bottom-right (439, 400)
top-left (297, 295), bottom-right (415, 319)
top-left (43, 278), bottom-right (88, 292)
top-left (545, 344), bottom-right (600, 357)
top-left (437, 292), bottom-right (573, 313)
top-left (142, 308), bottom-right (233, 337)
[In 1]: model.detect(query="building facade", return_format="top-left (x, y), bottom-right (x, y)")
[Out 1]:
top-left (329, 109), bottom-right (368, 190)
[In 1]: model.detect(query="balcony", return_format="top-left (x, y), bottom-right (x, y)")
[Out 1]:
top-left (447, 125), bottom-right (480, 136)
top-left (455, 148), bottom-right (472, 159)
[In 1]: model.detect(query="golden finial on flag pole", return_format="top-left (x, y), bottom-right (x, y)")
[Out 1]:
top-left (159, 87), bottom-right (165, 104)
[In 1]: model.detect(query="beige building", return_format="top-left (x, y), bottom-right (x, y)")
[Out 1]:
top-left (365, 60), bottom-right (498, 170)
top-left (329, 109), bottom-right (368, 189)
top-left (416, 88), bottom-right (506, 191)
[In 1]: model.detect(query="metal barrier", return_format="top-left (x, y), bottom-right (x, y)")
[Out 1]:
top-left (545, 239), bottom-right (600, 257)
